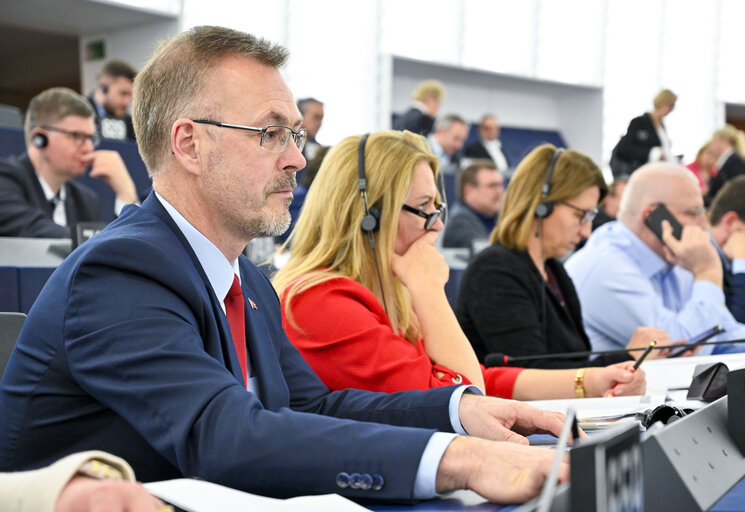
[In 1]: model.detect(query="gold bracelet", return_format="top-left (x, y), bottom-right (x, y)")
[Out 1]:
top-left (574, 368), bottom-right (586, 398)
top-left (77, 459), bottom-right (124, 481)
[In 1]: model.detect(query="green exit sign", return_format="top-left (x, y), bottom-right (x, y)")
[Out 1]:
top-left (86, 40), bottom-right (106, 61)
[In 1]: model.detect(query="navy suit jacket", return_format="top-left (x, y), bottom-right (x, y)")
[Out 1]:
top-left (0, 153), bottom-right (101, 237)
top-left (463, 140), bottom-right (511, 169)
top-left (708, 152), bottom-right (745, 200)
top-left (610, 113), bottom-right (664, 176)
top-left (0, 193), bottom-right (456, 500)
top-left (393, 108), bottom-right (435, 136)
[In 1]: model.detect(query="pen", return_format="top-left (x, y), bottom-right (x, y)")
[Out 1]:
top-left (632, 340), bottom-right (657, 371)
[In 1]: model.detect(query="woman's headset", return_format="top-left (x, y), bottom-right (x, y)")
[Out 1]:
top-left (534, 148), bottom-right (565, 219)
top-left (357, 133), bottom-right (388, 315)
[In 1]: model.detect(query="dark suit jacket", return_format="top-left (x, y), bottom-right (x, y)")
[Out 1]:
top-left (610, 113), bottom-right (663, 176)
top-left (463, 140), bottom-right (510, 169)
top-left (442, 202), bottom-right (492, 249)
top-left (455, 243), bottom-right (630, 369)
top-left (393, 107), bottom-right (435, 136)
top-left (0, 153), bottom-right (101, 238)
top-left (716, 242), bottom-right (745, 324)
top-left (708, 152), bottom-right (745, 199)
top-left (0, 193), bottom-right (455, 500)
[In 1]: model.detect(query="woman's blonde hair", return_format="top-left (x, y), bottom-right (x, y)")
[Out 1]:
top-left (653, 89), bottom-right (677, 109)
top-left (713, 124), bottom-right (745, 159)
top-left (493, 144), bottom-right (607, 249)
top-left (273, 130), bottom-right (440, 342)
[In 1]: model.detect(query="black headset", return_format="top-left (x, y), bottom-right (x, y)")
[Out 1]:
top-left (358, 133), bottom-right (380, 234)
top-left (534, 148), bottom-right (565, 219)
top-left (637, 405), bottom-right (693, 428)
top-left (100, 84), bottom-right (109, 94)
top-left (31, 132), bottom-right (48, 148)
top-left (357, 133), bottom-right (388, 315)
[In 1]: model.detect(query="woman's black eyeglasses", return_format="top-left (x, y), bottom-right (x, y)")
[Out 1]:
top-left (401, 203), bottom-right (447, 230)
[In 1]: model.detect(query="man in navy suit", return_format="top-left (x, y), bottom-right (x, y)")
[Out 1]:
top-left (0, 87), bottom-right (137, 238)
top-left (0, 26), bottom-right (567, 503)
top-left (709, 176), bottom-right (745, 323)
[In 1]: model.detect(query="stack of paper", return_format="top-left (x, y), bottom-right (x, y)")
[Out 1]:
top-left (145, 479), bottom-right (371, 512)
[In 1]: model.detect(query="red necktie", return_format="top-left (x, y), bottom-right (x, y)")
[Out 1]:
top-left (224, 275), bottom-right (247, 383)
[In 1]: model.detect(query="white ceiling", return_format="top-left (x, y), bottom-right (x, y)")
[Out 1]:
top-left (0, 0), bottom-right (177, 37)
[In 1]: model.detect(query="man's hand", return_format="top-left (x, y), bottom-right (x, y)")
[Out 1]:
top-left (625, 326), bottom-right (668, 360)
top-left (435, 436), bottom-right (567, 504)
top-left (661, 221), bottom-right (722, 286)
top-left (584, 362), bottom-right (646, 397)
top-left (85, 150), bottom-right (138, 204)
top-left (458, 393), bottom-right (566, 444)
top-left (391, 231), bottom-right (449, 293)
top-left (57, 476), bottom-right (169, 512)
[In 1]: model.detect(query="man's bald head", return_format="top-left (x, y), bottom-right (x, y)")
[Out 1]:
top-left (618, 162), bottom-right (700, 226)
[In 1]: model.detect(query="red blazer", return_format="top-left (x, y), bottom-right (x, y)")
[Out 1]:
top-left (281, 277), bottom-right (523, 398)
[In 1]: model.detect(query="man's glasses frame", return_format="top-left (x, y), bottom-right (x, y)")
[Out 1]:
top-left (40, 125), bottom-right (100, 148)
top-left (559, 201), bottom-right (598, 224)
top-left (401, 203), bottom-right (447, 230)
top-left (191, 119), bottom-right (308, 153)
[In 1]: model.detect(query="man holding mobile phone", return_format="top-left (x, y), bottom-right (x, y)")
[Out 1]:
top-left (565, 162), bottom-right (745, 354)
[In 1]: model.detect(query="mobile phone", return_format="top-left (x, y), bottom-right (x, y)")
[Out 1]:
top-left (667, 324), bottom-right (724, 358)
top-left (644, 204), bottom-right (683, 242)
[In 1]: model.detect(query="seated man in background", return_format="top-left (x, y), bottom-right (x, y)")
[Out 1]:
top-left (709, 176), bottom-right (745, 323)
top-left (0, 87), bottom-right (137, 238)
top-left (463, 114), bottom-right (510, 172)
top-left (0, 25), bottom-right (568, 504)
top-left (566, 162), bottom-right (745, 353)
top-left (296, 97), bottom-right (324, 162)
top-left (427, 113), bottom-right (468, 172)
top-left (87, 59), bottom-right (137, 141)
top-left (442, 159), bottom-right (504, 248)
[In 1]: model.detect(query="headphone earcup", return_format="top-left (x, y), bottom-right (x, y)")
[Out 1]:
top-left (361, 205), bottom-right (380, 233)
top-left (535, 201), bottom-right (553, 219)
top-left (32, 132), bottom-right (48, 148)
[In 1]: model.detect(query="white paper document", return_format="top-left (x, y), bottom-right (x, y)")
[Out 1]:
top-left (145, 478), bottom-right (371, 512)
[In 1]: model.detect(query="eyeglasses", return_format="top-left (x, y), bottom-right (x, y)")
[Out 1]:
top-left (41, 125), bottom-right (99, 148)
top-left (401, 203), bottom-right (447, 230)
top-left (559, 201), bottom-right (598, 224)
top-left (192, 119), bottom-right (308, 153)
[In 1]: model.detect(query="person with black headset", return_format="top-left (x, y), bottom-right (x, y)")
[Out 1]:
top-left (0, 87), bottom-right (137, 238)
top-left (455, 144), bottom-right (670, 371)
top-left (273, 132), bottom-right (646, 399)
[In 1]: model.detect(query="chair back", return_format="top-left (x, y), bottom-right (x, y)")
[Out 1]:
top-left (0, 104), bottom-right (23, 128)
top-left (0, 312), bottom-right (26, 379)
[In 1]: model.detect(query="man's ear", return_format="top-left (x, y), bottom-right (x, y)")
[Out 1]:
top-left (722, 211), bottom-right (741, 233)
top-left (171, 118), bottom-right (203, 176)
top-left (640, 204), bottom-right (655, 222)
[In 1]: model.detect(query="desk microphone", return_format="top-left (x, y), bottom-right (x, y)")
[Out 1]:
top-left (484, 338), bottom-right (745, 367)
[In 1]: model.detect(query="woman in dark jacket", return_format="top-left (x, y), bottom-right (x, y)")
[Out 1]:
top-left (456, 144), bottom-right (668, 369)
top-left (610, 89), bottom-right (677, 177)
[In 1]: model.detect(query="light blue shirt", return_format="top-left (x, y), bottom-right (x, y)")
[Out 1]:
top-left (154, 192), bottom-right (473, 498)
top-left (565, 221), bottom-right (745, 355)
top-left (427, 134), bottom-right (451, 166)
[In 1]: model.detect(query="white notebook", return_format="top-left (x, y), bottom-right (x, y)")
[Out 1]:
top-left (145, 478), bottom-right (371, 512)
